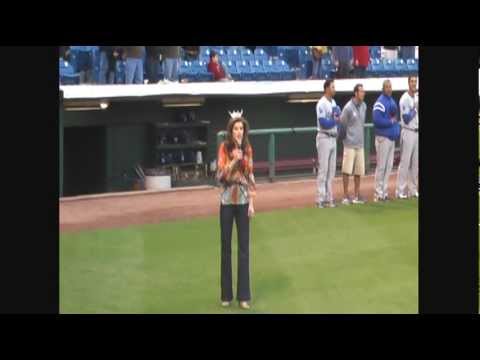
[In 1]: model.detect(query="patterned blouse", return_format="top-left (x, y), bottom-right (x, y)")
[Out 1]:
top-left (216, 142), bottom-right (256, 205)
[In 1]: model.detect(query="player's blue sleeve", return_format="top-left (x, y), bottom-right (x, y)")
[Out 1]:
top-left (402, 109), bottom-right (417, 124)
top-left (319, 117), bottom-right (336, 129)
top-left (317, 102), bottom-right (336, 129)
top-left (400, 96), bottom-right (416, 124)
top-left (373, 101), bottom-right (391, 128)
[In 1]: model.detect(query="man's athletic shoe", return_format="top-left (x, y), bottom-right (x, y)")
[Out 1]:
top-left (352, 197), bottom-right (366, 204)
top-left (327, 201), bottom-right (337, 208)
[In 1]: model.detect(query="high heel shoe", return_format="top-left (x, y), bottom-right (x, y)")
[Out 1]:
top-left (239, 301), bottom-right (251, 310)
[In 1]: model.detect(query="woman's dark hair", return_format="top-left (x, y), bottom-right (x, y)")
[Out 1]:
top-left (209, 50), bottom-right (218, 59)
top-left (224, 116), bottom-right (251, 155)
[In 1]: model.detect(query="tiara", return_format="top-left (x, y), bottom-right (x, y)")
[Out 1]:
top-left (228, 109), bottom-right (243, 119)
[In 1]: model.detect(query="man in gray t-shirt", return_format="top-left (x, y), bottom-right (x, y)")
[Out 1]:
top-left (340, 83), bottom-right (367, 205)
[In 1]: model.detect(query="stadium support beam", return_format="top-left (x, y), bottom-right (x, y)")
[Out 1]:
top-left (59, 90), bottom-right (64, 197)
top-left (268, 134), bottom-right (276, 182)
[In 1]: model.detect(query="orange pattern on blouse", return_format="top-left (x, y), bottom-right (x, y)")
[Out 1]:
top-left (216, 142), bottom-right (256, 205)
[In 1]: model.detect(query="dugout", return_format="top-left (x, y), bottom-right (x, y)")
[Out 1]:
top-left (59, 79), bottom-right (412, 197)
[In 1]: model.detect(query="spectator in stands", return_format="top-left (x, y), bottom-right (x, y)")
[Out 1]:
top-left (59, 46), bottom-right (71, 62)
top-left (308, 46), bottom-right (328, 79)
top-left (98, 46), bottom-right (116, 84)
top-left (352, 46), bottom-right (370, 78)
top-left (207, 51), bottom-right (232, 82)
top-left (146, 46), bottom-right (163, 84)
top-left (160, 46), bottom-right (181, 83)
top-left (332, 46), bottom-right (353, 78)
top-left (182, 46), bottom-right (200, 61)
top-left (111, 47), bottom-right (124, 84)
top-left (71, 46), bottom-right (95, 84)
top-left (383, 46), bottom-right (399, 60)
top-left (399, 46), bottom-right (415, 60)
top-left (123, 46), bottom-right (145, 84)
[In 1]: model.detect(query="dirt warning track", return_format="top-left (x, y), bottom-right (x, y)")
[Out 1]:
top-left (60, 173), bottom-right (398, 233)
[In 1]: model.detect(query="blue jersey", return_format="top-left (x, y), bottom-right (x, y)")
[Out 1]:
top-left (372, 94), bottom-right (400, 141)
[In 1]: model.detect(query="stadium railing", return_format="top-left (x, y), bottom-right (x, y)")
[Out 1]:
top-left (217, 124), bottom-right (375, 182)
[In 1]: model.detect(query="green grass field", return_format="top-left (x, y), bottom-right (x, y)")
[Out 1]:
top-left (60, 200), bottom-right (418, 314)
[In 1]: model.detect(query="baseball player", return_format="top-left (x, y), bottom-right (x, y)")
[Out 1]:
top-left (316, 79), bottom-right (342, 208)
top-left (340, 83), bottom-right (367, 205)
top-left (396, 76), bottom-right (419, 199)
top-left (372, 79), bottom-right (401, 201)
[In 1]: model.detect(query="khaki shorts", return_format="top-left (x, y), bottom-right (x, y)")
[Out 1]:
top-left (342, 147), bottom-right (365, 176)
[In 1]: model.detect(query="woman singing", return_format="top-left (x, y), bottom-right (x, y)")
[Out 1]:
top-left (216, 110), bottom-right (256, 310)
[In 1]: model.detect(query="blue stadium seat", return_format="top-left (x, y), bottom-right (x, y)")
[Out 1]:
top-left (237, 60), bottom-right (254, 81)
top-left (227, 48), bottom-right (241, 62)
top-left (278, 60), bottom-right (295, 80)
top-left (261, 59), bottom-right (275, 80)
top-left (254, 48), bottom-right (268, 61)
top-left (321, 58), bottom-right (335, 78)
top-left (262, 46), bottom-right (278, 58)
top-left (300, 61), bottom-right (311, 79)
top-left (406, 58), bottom-right (418, 73)
top-left (250, 60), bottom-right (267, 81)
top-left (267, 59), bottom-right (286, 80)
top-left (241, 49), bottom-right (254, 62)
top-left (179, 61), bottom-right (198, 82)
top-left (225, 61), bottom-right (241, 81)
top-left (268, 65), bottom-right (282, 81)
top-left (369, 58), bottom-right (383, 77)
top-left (199, 53), bottom-right (210, 63)
top-left (59, 59), bottom-right (80, 85)
top-left (369, 46), bottom-right (382, 59)
top-left (383, 59), bottom-right (395, 76)
top-left (365, 62), bottom-right (374, 77)
top-left (193, 60), bottom-right (214, 82)
top-left (394, 59), bottom-right (408, 76)
top-left (279, 47), bottom-right (300, 68)
top-left (298, 47), bottom-right (311, 66)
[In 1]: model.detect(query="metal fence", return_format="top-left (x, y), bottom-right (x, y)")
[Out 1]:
top-left (217, 124), bottom-right (375, 182)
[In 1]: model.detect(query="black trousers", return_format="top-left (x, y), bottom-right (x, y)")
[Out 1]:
top-left (220, 203), bottom-right (251, 302)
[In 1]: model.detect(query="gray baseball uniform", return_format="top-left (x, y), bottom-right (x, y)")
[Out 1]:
top-left (316, 96), bottom-right (338, 204)
top-left (375, 136), bottom-right (395, 199)
top-left (396, 91), bottom-right (419, 197)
